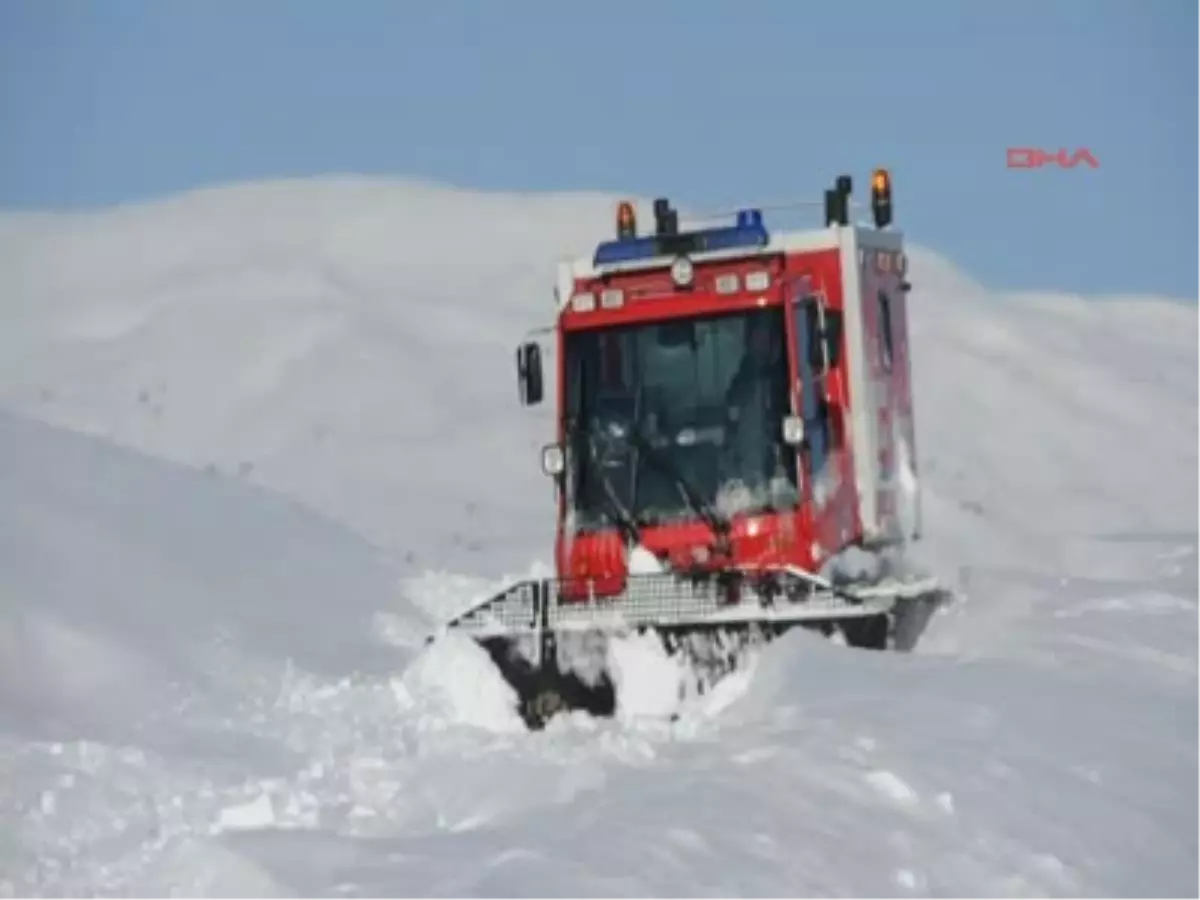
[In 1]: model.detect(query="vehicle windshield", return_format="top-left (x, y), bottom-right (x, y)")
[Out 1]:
top-left (563, 306), bottom-right (798, 533)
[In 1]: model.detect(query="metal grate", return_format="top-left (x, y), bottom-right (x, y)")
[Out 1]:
top-left (439, 565), bottom-right (943, 643)
top-left (546, 569), bottom-right (876, 632)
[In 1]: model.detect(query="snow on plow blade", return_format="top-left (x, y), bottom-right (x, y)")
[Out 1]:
top-left (428, 567), bottom-right (950, 728)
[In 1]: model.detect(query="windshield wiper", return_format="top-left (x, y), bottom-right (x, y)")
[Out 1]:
top-left (624, 425), bottom-right (731, 548)
top-left (564, 416), bottom-right (643, 548)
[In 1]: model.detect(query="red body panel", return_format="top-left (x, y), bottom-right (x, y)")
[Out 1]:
top-left (778, 249), bottom-right (862, 564)
top-left (555, 511), bottom-right (813, 598)
top-left (551, 241), bottom-right (890, 598)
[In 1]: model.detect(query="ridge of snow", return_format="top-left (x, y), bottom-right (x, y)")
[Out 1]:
top-left (0, 177), bottom-right (1195, 896)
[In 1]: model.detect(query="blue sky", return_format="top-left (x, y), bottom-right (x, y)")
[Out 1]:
top-left (1, 1), bottom-right (1195, 299)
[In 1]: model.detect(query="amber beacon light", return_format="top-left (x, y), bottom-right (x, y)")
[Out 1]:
top-left (616, 201), bottom-right (637, 239)
top-left (870, 169), bottom-right (893, 229)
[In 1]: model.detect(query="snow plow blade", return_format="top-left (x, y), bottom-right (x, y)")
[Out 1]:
top-left (427, 566), bottom-right (952, 729)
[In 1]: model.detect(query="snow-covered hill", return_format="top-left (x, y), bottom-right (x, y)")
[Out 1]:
top-left (0, 178), bottom-right (1196, 896)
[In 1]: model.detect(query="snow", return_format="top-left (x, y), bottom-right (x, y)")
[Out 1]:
top-left (394, 631), bottom-right (525, 734)
top-left (607, 631), bottom-right (689, 722)
top-left (0, 176), bottom-right (1196, 896)
top-left (627, 542), bottom-right (668, 575)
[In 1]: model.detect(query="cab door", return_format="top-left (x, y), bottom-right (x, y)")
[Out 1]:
top-left (786, 280), bottom-right (854, 564)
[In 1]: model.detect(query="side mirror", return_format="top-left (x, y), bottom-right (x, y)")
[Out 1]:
top-left (516, 341), bottom-right (544, 406)
top-left (782, 414), bottom-right (805, 447)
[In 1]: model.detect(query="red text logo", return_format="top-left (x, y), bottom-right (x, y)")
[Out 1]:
top-left (1007, 147), bottom-right (1100, 169)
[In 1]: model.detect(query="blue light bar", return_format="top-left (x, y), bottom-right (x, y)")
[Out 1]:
top-left (593, 235), bottom-right (664, 265)
top-left (593, 210), bottom-right (769, 267)
top-left (736, 208), bottom-right (763, 229)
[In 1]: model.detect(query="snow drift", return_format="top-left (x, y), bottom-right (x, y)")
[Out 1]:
top-left (0, 176), bottom-right (1195, 896)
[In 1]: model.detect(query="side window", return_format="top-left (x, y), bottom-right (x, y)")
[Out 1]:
top-left (877, 289), bottom-right (894, 372)
top-left (801, 297), bottom-right (823, 371)
top-left (823, 309), bottom-right (843, 371)
top-left (792, 297), bottom-right (836, 472)
top-left (794, 295), bottom-right (845, 375)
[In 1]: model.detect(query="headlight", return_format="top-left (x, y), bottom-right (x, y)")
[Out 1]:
top-left (782, 415), bottom-right (805, 447)
top-left (541, 443), bottom-right (565, 476)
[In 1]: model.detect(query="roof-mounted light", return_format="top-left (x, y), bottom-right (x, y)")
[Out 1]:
top-left (744, 270), bottom-right (770, 292)
top-left (825, 175), bottom-right (852, 227)
top-left (593, 212), bottom-right (770, 267)
top-left (616, 201), bottom-right (637, 240)
top-left (871, 169), bottom-right (893, 229)
top-left (570, 291), bottom-right (596, 312)
top-left (653, 198), bottom-right (679, 237)
top-left (670, 256), bottom-right (695, 288)
top-left (736, 209), bottom-right (763, 229)
top-left (714, 273), bottom-right (740, 294)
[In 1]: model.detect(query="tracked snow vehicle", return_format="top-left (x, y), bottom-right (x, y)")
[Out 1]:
top-left (436, 171), bottom-right (950, 727)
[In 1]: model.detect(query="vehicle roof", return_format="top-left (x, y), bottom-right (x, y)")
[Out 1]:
top-left (554, 223), bottom-right (903, 314)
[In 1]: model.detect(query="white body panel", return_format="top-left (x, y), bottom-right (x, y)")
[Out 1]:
top-left (842, 226), bottom-right (917, 546)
